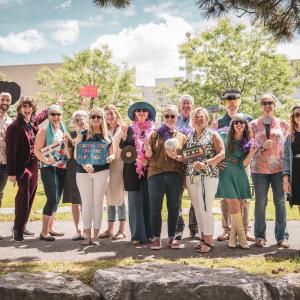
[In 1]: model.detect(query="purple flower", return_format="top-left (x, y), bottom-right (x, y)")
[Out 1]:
top-left (241, 138), bottom-right (255, 153)
top-left (178, 126), bottom-right (193, 136)
top-left (156, 124), bottom-right (172, 141)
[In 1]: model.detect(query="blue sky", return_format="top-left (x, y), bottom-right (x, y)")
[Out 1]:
top-left (0, 0), bottom-right (299, 86)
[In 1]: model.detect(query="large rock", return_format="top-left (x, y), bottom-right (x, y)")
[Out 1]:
top-left (0, 272), bottom-right (100, 300)
top-left (282, 274), bottom-right (300, 299)
top-left (92, 263), bottom-right (294, 300)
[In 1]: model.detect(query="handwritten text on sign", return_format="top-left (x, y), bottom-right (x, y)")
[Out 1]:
top-left (80, 86), bottom-right (98, 98)
top-left (76, 141), bottom-right (108, 165)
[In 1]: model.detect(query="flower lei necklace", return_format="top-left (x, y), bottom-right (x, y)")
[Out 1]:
top-left (132, 119), bottom-right (153, 177)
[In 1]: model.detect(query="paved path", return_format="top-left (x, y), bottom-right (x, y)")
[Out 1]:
top-left (0, 221), bottom-right (299, 262)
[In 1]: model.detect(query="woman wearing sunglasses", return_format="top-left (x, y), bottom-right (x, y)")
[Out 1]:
top-left (250, 94), bottom-right (289, 248)
top-left (34, 105), bottom-right (71, 241)
top-left (283, 104), bottom-right (300, 213)
top-left (62, 110), bottom-right (89, 241)
top-left (216, 114), bottom-right (256, 249)
top-left (75, 107), bottom-right (114, 246)
top-left (185, 107), bottom-right (225, 253)
top-left (146, 105), bottom-right (186, 250)
top-left (120, 101), bottom-right (155, 245)
top-left (98, 104), bottom-right (127, 240)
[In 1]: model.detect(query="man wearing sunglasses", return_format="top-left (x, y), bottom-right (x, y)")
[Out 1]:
top-left (175, 94), bottom-right (199, 240)
top-left (214, 88), bottom-right (254, 243)
top-left (249, 94), bottom-right (289, 248)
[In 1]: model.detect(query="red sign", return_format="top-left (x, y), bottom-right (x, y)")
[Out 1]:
top-left (80, 86), bottom-right (98, 97)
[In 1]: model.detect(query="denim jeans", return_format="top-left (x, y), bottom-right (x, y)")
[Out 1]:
top-left (41, 167), bottom-right (66, 216)
top-left (148, 172), bottom-right (183, 239)
top-left (0, 164), bottom-right (8, 207)
top-left (108, 203), bottom-right (126, 222)
top-left (252, 172), bottom-right (289, 243)
top-left (128, 180), bottom-right (152, 244)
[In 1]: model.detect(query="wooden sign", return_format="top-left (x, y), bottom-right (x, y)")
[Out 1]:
top-left (76, 141), bottom-right (108, 165)
top-left (41, 141), bottom-right (61, 157)
top-left (182, 146), bottom-right (205, 163)
top-left (80, 86), bottom-right (98, 98)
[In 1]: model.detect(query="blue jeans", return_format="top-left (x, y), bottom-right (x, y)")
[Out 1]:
top-left (128, 180), bottom-right (152, 243)
top-left (107, 203), bottom-right (126, 222)
top-left (252, 172), bottom-right (289, 243)
top-left (148, 172), bottom-right (183, 240)
top-left (0, 164), bottom-right (8, 207)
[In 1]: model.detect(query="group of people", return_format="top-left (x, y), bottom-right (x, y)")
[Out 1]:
top-left (0, 80), bottom-right (299, 253)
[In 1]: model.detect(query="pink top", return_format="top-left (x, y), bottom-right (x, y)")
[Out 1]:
top-left (250, 117), bottom-right (289, 174)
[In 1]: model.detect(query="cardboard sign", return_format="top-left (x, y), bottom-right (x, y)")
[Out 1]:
top-left (182, 146), bottom-right (205, 163)
top-left (41, 141), bottom-right (61, 157)
top-left (80, 86), bottom-right (98, 97)
top-left (76, 141), bottom-right (108, 165)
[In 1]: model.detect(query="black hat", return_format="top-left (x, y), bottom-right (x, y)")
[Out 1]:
top-left (221, 88), bottom-right (241, 101)
top-left (0, 81), bottom-right (21, 104)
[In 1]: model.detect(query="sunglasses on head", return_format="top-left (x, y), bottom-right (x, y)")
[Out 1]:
top-left (50, 112), bottom-right (62, 117)
top-left (90, 115), bottom-right (102, 120)
top-left (294, 112), bottom-right (300, 118)
top-left (232, 120), bottom-right (245, 125)
top-left (164, 114), bottom-right (176, 119)
top-left (261, 101), bottom-right (274, 106)
top-left (135, 109), bottom-right (148, 113)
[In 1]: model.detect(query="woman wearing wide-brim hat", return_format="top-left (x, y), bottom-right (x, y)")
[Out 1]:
top-left (119, 101), bottom-right (156, 245)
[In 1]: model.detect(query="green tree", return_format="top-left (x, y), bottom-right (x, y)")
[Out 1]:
top-left (36, 47), bottom-right (138, 125)
top-left (0, 71), bottom-right (7, 81)
top-left (176, 19), bottom-right (298, 118)
top-left (197, 0), bottom-right (300, 41)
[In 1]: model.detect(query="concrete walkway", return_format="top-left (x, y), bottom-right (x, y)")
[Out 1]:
top-left (1, 220), bottom-right (299, 262)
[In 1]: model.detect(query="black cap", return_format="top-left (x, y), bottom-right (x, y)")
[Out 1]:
top-left (0, 81), bottom-right (21, 104)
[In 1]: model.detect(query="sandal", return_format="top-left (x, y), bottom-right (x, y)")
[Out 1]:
top-left (98, 231), bottom-right (113, 239)
top-left (112, 231), bottom-right (126, 240)
top-left (82, 238), bottom-right (92, 246)
top-left (197, 242), bottom-right (214, 253)
top-left (195, 238), bottom-right (205, 250)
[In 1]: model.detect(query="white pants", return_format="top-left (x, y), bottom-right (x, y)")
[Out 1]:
top-left (186, 176), bottom-right (219, 235)
top-left (76, 169), bottom-right (109, 230)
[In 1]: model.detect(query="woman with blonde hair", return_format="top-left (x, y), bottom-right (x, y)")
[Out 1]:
top-left (185, 107), bottom-right (225, 253)
top-left (75, 107), bottom-right (115, 245)
top-left (99, 104), bottom-right (127, 240)
top-left (283, 103), bottom-right (300, 212)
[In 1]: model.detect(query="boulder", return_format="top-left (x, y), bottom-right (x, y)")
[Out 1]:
top-left (282, 274), bottom-right (300, 299)
top-left (0, 272), bottom-right (100, 300)
top-left (92, 263), bottom-right (293, 300)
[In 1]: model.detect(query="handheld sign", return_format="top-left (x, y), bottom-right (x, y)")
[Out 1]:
top-left (41, 141), bottom-right (61, 157)
top-left (80, 86), bottom-right (98, 98)
top-left (76, 141), bottom-right (108, 165)
top-left (182, 146), bottom-right (205, 164)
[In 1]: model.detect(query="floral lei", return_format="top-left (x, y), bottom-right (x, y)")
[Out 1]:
top-left (132, 119), bottom-right (153, 177)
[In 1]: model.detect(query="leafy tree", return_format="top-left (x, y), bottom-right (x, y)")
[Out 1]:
top-left (176, 19), bottom-right (298, 118)
top-left (197, 0), bottom-right (300, 41)
top-left (93, 0), bottom-right (130, 8)
top-left (36, 46), bottom-right (138, 126)
top-left (0, 71), bottom-right (7, 81)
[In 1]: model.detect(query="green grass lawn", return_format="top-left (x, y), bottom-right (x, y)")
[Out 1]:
top-left (1, 177), bottom-right (300, 222)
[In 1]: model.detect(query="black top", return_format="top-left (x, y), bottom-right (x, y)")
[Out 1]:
top-left (218, 112), bottom-right (253, 129)
top-left (119, 126), bottom-right (147, 191)
top-left (76, 132), bottom-right (111, 173)
top-left (291, 131), bottom-right (300, 205)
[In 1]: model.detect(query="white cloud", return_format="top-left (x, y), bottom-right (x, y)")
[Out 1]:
top-left (91, 15), bottom-right (193, 86)
top-left (51, 20), bottom-right (79, 45)
top-left (54, 0), bottom-right (72, 10)
top-left (144, 1), bottom-right (177, 17)
top-left (0, 29), bottom-right (44, 53)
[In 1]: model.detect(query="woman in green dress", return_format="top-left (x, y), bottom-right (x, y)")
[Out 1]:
top-left (216, 114), bottom-right (257, 249)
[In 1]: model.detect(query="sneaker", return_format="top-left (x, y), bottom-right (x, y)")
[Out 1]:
top-left (169, 239), bottom-right (181, 249)
top-left (175, 231), bottom-right (183, 241)
top-left (23, 228), bottom-right (35, 236)
top-left (12, 228), bottom-right (24, 242)
top-left (151, 239), bottom-right (162, 250)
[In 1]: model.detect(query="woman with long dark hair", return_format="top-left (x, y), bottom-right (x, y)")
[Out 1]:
top-left (216, 114), bottom-right (256, 249)
top-left (283, 104), bottom-right (300, 212)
